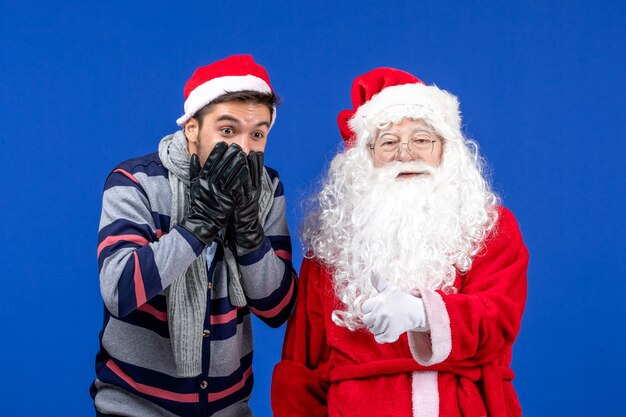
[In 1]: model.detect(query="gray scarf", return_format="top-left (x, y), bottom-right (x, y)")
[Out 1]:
top-left (158, 131), bottom-right (275, 377)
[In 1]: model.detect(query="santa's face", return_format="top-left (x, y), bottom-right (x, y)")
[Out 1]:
top-left (370, 119), bottom-right (443, 170)
top-left (302, 122), bottom-right (498, 329)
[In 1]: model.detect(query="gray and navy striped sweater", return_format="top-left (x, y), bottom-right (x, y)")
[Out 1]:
top-left (91, 151), bottom-right (297, 417)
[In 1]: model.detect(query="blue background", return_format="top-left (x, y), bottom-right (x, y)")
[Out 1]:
top-left (1, 0), bottom-right (624, 415)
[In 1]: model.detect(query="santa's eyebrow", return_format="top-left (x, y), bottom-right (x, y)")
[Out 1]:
top-left (377, 128), bottom-right (432, 138)
top-left (378, 130), bottom-right (400, 137)
top-left (411, 127), bottom-right (434, 134)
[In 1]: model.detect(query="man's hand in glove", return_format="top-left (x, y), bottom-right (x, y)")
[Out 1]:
top-left (229, 151), bottom-right (265, 251)
top-left (362, 278), bottom-right (429, 344)
top-left (179, 142), bottom-right (249, 245)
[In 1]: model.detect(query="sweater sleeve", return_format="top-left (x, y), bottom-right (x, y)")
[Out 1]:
top-left (97, 166), bottom-right (205, 318)
top-left (271, 258), bottom-right (330, 417)
top-left (407, 207), bottom-right (529, 367)
top-left (235, 175), bottom-right (298, 328)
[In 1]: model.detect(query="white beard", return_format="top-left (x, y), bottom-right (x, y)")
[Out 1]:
top-left (352, 161), bottom-right (459, 293)
top-left (303, 144), bottom-right (498, 330)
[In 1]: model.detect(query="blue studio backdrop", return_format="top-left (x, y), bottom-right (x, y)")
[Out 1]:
top-left (0, 1), bottom-right (624, 416)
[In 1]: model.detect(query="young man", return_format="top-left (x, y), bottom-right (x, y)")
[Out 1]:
top-left (272, 67), bottom-right (528, 416)
top-left (92, 55), bottom-right (297, 417)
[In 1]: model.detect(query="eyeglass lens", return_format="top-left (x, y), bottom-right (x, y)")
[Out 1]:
top-left (372, 137), bottom-right (436, 162)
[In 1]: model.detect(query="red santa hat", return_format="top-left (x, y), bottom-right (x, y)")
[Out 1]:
top-left (176, 54), bottom-right (275, 127)
top-left (337, 67), bottom-right (461, 149)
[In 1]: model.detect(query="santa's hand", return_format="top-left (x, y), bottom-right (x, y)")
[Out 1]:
top-left (362, 284), bottom-right (429, 344)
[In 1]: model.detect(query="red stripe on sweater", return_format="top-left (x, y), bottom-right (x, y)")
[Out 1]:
top-left (137, 303), bottom-right (167, 321)
top-left (274, 249), bottom-right (292, 261)
top-left (133, 252), bottom-right (147, 307)
top-left (250, 273), bottom-right (295, 318)
top-left (113, 168), bottom-right (139, 184)
top-left (106, 359), bottom-right (198, 403)
top-left (97, 234), bottom-right (149, 257)
top-left (211, 309), bottom-right (238, 325)
top-left (208, 366), bottom-right (253, 402)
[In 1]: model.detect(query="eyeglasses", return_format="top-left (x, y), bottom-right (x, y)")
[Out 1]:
top-left (369, 133), bottom-right (440, 163)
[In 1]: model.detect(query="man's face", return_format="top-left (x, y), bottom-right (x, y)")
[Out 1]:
top-left (370, 119), bottom-right (443, 172)
top-left (185, 101), bottom-right (271, 165)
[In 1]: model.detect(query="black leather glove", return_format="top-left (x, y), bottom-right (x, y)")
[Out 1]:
top-left (230, 151), bottom-right (265, 250)
top-left (179, 142), bottom-right (249, 245)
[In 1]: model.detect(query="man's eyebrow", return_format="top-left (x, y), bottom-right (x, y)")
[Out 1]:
top-left (215, 115), bottom-right (270, 129)
top-left (216, 115), bottom-right (241, 124)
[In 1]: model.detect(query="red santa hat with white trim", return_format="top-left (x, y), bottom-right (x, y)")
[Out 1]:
top-left (176, 54), bottom-right (275, 127)
top-left (337, 67), bottom-right (461, 149)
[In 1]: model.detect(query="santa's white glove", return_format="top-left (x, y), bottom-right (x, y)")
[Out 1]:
top-left (362, 282), bottom-right (429, 344)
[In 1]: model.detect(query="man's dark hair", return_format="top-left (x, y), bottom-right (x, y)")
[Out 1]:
top-left (193, 90), bottom-right (279, 127)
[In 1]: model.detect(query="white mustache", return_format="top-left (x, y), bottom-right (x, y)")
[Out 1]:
top-left (372, 161), bottom-right (438, 181)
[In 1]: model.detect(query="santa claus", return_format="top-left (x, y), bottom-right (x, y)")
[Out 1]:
top-left (272, 67), bottom-right (528, 417)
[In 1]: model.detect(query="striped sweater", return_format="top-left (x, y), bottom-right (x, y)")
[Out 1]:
top-left (91, 151), bottom-right (298, 417)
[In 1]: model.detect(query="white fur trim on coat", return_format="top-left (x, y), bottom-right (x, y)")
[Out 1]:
top-left (407, 289), bottom-right (452, 366)
top-left (348, 83), bottom-right (460, 147)
top-left (176, 74), bottom-right (275, 126)
top-left (411, 371), bottom-right (439, 417)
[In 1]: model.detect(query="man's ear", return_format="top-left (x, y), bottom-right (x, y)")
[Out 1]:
top-left (184, 118), bottom-right (200, 155)
top-left (184, 117), bottom-right (199, 144)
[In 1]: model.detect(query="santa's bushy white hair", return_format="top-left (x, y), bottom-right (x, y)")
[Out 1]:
top-left (302, 119), bottom-right (499, 330)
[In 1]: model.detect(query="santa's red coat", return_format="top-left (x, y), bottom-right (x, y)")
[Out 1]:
top-left (272, 207), bottom-right (529, 417)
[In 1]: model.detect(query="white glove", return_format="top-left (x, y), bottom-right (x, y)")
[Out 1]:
top-left (362, 281), bottom-right (429, 344)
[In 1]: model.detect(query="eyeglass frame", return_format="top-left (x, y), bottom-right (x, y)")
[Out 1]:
top-left (368, 133), bottom-right (441, 163)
